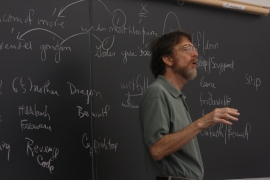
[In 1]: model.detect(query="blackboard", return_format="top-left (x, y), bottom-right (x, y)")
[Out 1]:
top-left (0, 0), bottom-right (93, 179)
top-left (90, 0), bottom-right (270, 179)
top-left (1, 0), bottom-right (270, 180)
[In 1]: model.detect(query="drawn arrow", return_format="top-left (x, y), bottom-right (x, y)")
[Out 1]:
top-left (17, 28), bottom-right (89, 46)
top-left (17, 28), bottom-right (64, 41)
top-left (60, 32), bottom-right (89, 45)
top-left (58, 0), bottom-right (86, 17)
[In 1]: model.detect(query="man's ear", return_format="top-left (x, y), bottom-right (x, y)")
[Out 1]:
top-left (162, 55), bottom-right (174, 67)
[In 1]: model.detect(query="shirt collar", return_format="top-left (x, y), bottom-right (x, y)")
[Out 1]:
top-left (157, 75), bottom-right (185, 99)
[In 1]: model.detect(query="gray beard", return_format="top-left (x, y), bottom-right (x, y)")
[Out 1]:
top-left (173, 66), bottom-right (197, 80)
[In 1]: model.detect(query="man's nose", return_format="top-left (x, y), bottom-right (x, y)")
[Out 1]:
top-left (192, 49), bottom-right (198, 58)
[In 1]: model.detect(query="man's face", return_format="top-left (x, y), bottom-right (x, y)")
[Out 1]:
top-left (171, 37), bottom-right (198, 80)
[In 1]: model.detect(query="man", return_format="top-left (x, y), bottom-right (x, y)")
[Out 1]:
top-left (139, 30), bottom-right (240, 180)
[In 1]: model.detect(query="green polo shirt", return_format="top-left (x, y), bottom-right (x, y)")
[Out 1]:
top-left (139, 75), bottom-right (204, 179)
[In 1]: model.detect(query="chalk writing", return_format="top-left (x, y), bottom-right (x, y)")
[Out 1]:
top-left (0, 40), bottom-right (32, 51)
top-left (138, 3), bottom-right (149, 24)
top-left (95, 24), bottom-right (107, 32)
top-left (40, 40), bottom-right (71, 63)
top-left (29, 78), bottom-right (59, 95)
top-left (200, 92), bottom-right (231, 106)
top-left (84, 0), bottom-right (157, 46)
top-left (12, 77), bottom-right (60, 96)
top-left (120, 44), bottom-right (151, 64)
top-left (192, 31), bottom-right (219, 55)
top-left (1, 0), bottom-right (85, 26)
top-left (1, 9), bottom-right (32, 26)
top-left (98, 0), bottom-right (126, 29)
top-left (37, 18), bottom-right (65, 28)
top-left (25, 137), bottom-right (59, 174)
top-left (200, 123), bottom-right (251, 144)
top-left (92, 105), bottom-right (110, 118)
top-left (67, 82), bottom-right (102, 104)
top-left (139, 44), bottom-right (151, 57)
top-left (121, 75), bottom-right (149, 108)
top-left (128, 26), bottom-right (158, 44)
top-left (25, 9), bottom-right (34, 26)
top-left (82, 133), bottom-right (118, 156)
top-left (122, 92), bottom-right (140, 108)
top-left (245, 74), bottom-right (261, 91)
top-left (1, 13), bottom-right (23, 24)
top-left (200, 76), bottom-right (216, 88)
top-left (121, 49), bottom-right (138, 64)
top-left (19, 104), bottom-right (50, 120)
top-left (196, 57), bottom-right (234, 74)
top-left (20, 120), bottom-right (52, 132)
top-left (120, 75), bottom-right (148, 92)
top-left (12, 15), bottom-right (88, 62)
top-left (163, 12), bottom-right (181, 34)
top-left (92, 34), bottom-right (116, 58)
top-left (177, 0), bottom-right (185, 5)
top-left (17, 28), bottom-right (63, 41)
top-left (57, 0), bottom-right (86, 18)
top-left (197, 58), bottom-right (208, 72)
top-left (0, 141), bottom-right (11, 161)
top-left (77, 105), bottom-right (110, 118)
top-left (211, 57), bottom-right (234, 75)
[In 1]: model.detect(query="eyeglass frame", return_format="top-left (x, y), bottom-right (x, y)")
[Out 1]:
top-left (174, 44), bottom-right (198, 55)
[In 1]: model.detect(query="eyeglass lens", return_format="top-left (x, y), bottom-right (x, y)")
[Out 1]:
top-left (184, 45), bottom-right (197, 54)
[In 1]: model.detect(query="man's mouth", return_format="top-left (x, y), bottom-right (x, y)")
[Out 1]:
top-left (191, 58), bottom-right (198, 66)
top-left (191, 61), bottom-right (197, 66)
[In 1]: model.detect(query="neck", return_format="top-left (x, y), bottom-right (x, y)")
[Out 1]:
top-left (163, 71), bottom-right (188, 91)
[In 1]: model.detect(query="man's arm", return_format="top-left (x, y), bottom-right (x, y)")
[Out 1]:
top-left (149, 107), bottom-right (240, 161)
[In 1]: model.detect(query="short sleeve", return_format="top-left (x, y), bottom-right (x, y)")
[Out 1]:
top-left (140, 96), bottom-right (170, 148)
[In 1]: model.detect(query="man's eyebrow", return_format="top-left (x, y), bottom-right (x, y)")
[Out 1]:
top-left (183, 44), bottom-right (193, 47)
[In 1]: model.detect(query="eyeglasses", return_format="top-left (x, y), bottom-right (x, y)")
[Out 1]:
top-left (177, 44), bottom-right (198, 54)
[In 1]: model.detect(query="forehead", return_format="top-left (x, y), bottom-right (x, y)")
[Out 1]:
top-left (175, 36), bottom-right (192, 47)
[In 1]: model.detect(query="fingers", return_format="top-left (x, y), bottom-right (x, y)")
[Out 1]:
top-left (220, 119), bottom-right (233, 126)
top-left (224, 108), bottom-right (239, 119)
top-left (215, 107), bottom-right (240, 125)
top-left (198, 107), bottom-right (240, 129)
top-left (224, 108), bottom-right (240, 118)
top-left (218, 115), bottom-right (238, 126)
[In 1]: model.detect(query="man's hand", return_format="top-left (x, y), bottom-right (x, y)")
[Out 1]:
top-left (198, 108), bottom-right (240, 129)
top-left (149, 108), bottom-right (240, 161)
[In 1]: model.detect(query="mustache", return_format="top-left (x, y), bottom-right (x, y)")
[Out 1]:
top-left (190, 58), bottom-right (198, 64)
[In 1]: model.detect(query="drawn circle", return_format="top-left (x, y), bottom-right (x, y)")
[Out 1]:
top-left (177, 1), bottom-right (185, 5)
top-left (102, 36), bottom-right (114, 50)
top-left (163, 12), bottom-right (181, 34)
top-left (112, 9), bottom-right (126, 28)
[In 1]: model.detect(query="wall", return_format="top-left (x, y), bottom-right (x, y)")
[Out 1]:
top-left (1, 0), bottom-right (270, 180)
